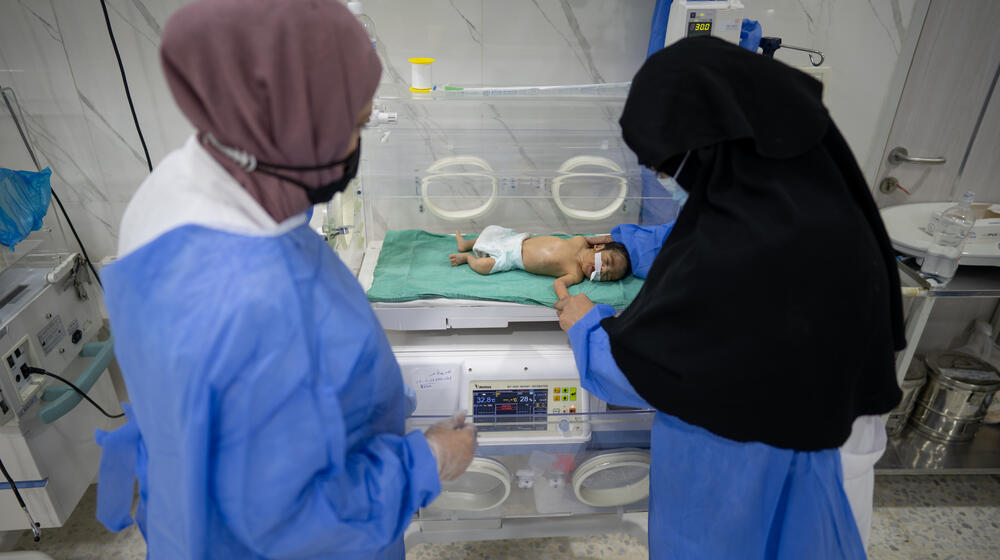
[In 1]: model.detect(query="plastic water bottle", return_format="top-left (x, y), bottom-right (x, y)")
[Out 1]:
top-left (348, 1), bottom-right (377, 49)
top-left (921, 192), bottom-right (976, 284)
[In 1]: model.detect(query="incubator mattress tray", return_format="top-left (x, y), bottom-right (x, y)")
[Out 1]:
top-left (360, 231), bottom-right (643, 330)
top-left (361, 241), bottom-right (555, 330)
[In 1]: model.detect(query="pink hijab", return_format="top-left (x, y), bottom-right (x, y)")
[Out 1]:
top-left (160, 0), bottom-right (381, 223)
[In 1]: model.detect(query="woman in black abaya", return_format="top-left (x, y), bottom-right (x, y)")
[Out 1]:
top-left (555, 37), bottom-right (903, 559)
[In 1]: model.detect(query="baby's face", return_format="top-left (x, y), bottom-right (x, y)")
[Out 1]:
top-left (593, 250), bottom-right (627, 282)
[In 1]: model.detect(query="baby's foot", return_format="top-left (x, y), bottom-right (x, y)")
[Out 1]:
top-left (449, 253), bottom-right (470, 266)
top-left (455, 231), bottom-right (475, 252)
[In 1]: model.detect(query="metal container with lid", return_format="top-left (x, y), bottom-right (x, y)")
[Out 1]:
top-left (886, 357), bottom-right (928, 437)
top-left (908, 352), bottom-right (1000, 442)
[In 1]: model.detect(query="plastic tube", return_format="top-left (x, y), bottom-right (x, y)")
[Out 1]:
top-left (438, 82), bottom-right (630, 97)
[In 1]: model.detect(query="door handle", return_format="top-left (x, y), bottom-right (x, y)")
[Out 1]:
top-left (888, 147), bottom-right (946, 165)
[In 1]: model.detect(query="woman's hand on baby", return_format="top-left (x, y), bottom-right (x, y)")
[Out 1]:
top-left (554, 294), bottom-right (595, 331)
top-left (584, 235), bottom-right (613, 247)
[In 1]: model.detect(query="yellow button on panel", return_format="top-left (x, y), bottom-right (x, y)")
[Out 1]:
top-left (563, 387), bottom-right (570, 393)
top-left (554, 387), bottom-right (560, 394)
top-left (570, 387), bottom-right (577, 394)
top-left (570, 394), bottom-right (577, 401)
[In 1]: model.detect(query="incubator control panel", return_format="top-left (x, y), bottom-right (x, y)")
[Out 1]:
top-left (467, 379), bottom-right (589, 441)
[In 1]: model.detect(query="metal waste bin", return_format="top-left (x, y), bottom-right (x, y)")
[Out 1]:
top-left (886, 357), bottom-right (928, 437)
top-left (909, 352), bottom-right (1000, 442)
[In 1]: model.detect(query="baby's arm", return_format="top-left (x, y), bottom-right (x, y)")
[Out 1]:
top-left (554, 271), bottom-right (584, 300)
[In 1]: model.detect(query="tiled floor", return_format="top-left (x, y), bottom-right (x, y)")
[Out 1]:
top-left (406, 533), bottom-right (649, 560)
top-left (867, 475), bottom-right (1000, 560)
top-left (10, 484), bottom-right (145, 560)
top-left (10, 475), bottom-right (1000, 559)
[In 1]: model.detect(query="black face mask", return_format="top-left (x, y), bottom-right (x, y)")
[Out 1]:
top-left (254, 142), bottom-right (361, 205)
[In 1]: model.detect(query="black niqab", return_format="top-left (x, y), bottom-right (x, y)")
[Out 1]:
top-left (605, 37), bottom-right (904, 451)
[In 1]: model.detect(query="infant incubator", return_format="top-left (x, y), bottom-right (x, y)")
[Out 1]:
top-left (318, 83), bottom-right (674, 329)
top-left (316, 84), bottom-right (671, 546)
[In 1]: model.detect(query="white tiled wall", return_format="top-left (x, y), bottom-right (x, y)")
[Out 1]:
top-left (0, 0), bottom-right (919, 261)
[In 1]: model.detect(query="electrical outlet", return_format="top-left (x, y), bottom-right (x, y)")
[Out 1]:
top-left (3, 336), bottom-right (42, 404)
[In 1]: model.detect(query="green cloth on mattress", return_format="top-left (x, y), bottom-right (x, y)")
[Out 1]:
top-left (367, 229), bottom-right (644, 308)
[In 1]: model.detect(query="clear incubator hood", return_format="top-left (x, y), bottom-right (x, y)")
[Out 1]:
top-left (316, 84), bottom-right (671, 330)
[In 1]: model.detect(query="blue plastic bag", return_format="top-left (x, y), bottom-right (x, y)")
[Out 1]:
top-left (0, 167), bottom-right (52, 250)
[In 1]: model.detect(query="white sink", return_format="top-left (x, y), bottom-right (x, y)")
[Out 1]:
top-left (880, 202), bottom-right (1000, 267)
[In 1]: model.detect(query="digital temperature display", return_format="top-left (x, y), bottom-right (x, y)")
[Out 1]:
top-left (473, 388), bottom-right (548, 432)
top-left (687, 21), bottom-right (713, 37)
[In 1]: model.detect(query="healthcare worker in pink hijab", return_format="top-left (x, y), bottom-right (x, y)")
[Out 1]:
top-left (93, 1), bottom-right (476, 558)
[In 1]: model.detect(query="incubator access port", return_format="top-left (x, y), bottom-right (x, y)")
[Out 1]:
top-left (14, 348), bottom-right (20, 358)
top-left (5, 356), bottom-right (12, 368)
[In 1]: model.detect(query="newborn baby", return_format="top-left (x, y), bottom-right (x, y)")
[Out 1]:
top-left (449, 225), bottom-right (631, 298)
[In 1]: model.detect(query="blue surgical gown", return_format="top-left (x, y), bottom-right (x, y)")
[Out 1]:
top-left (569, 305), bottom-right (865, 559)
top-left (96, 223), bottom-right (441, 559)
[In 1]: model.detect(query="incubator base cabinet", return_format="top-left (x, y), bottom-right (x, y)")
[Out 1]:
top-left (0, 253), bottom-right (118, 534)
top-left (388, 330), bottom-right (654, 548)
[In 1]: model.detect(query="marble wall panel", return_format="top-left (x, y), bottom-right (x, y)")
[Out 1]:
top-left (0, 0), bottom-right (187, 260)
top-left (478, 0), bottom-right (655, 86)
top-left (0, 0), bottom-right (922, 261)
top-left (364, 0), bottom-right (485, 87)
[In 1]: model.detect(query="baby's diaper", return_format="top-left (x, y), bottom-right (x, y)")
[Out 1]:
top-left (472, 225), bottom-right (531, 273)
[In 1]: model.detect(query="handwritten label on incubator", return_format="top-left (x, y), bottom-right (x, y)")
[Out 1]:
top-left (415, 369), bottom-right (453, 390)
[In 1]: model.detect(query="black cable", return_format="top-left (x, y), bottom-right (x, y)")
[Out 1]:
top-left (24, 367), bottom-right (124, 419)
top-left (0, 456), bottom-right (40, 541)
top-left (100, 0), bottom-right (153, 174)
top-left (93, 0), bottom-right (156, 289)
top-left (50, 190), bottom-right (103, 290)
top-left (0, 459), bottom-right (26, 509)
